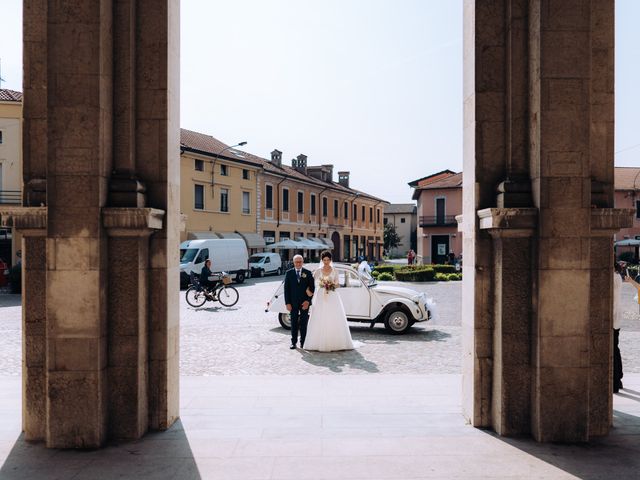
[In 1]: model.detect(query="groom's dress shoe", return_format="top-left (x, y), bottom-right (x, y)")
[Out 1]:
top-left (290, 344), bottom-right (297, 349)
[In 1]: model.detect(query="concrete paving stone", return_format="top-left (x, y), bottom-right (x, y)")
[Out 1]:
top-left (186, 456), bottom-right (276, 480)
top-left (232, 438), bottom-right (323, 458)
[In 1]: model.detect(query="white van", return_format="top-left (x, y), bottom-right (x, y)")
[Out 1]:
top-left (248, 252), bottom-right (282, 277)
top-left (180, 239), bottom-right (248, 288)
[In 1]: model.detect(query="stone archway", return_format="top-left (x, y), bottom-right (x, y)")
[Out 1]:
top-left (1, 0), bottom-right (632, 449)
top-left (331, 231), bottom-right (341, 261)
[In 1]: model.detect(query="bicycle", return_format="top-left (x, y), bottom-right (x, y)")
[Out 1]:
top-left (185, 271), bottom-right (240, 308)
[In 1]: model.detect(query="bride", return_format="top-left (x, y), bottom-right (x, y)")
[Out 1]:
top-left (303, 250), bottom-right (355, 352)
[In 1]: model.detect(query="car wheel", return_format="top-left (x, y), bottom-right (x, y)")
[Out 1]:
top-left (278, 312), bottom-right (292, 330)
top-left (259, 269), bottom-right (265, 278)
top-left (235, 272), bottom-right (245, 284)
top-left (277, 267), bottom-right (282, 275)
top-left (384, 307), bottom-right (411, 334)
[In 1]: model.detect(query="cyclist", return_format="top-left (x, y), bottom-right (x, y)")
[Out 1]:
top-left (199, 259), bottom-right (217, 298)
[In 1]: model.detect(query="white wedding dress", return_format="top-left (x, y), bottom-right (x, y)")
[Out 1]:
top-left (304, 267), bottom-right (355, 352)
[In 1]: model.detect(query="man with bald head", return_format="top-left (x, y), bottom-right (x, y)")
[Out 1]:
top-left (283, 255), bottom-right (315, 349)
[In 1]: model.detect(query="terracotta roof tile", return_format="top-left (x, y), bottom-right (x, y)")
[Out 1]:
top-left (180, 128), bottom-right (388, 203)
top-left (615, 167), bottom-right (640, 191)
top-left (385, 203), bottom-right (416, 214)
top-left (0, 89), bottom-right (23, 102)
top-left (414, 172), bottom-right (462, 190)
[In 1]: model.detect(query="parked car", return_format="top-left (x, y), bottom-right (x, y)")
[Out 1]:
top-left (180, 239), bottom-right (249, 288)
top-left (266, 263), bottom-right (434, 334)
top-left (249, 252), bottom-right (283, 277)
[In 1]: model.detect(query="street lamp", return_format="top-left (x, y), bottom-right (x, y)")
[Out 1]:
top-left (210, 141), bottom-right (248, 187)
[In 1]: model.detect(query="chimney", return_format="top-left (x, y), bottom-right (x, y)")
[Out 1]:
top-left (271, 149), bottom-right (282, 168)
top-left (338, 171), bottom-right (350, 188)
top-left (295, 154), bottom-right (307, 174)
top-left (322, 164), bottom-right (334, 183)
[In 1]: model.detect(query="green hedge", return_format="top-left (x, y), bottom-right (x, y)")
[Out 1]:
top-left (371, 270), bottom-right (380, 278)
top-left (433, 264), bottom-right (457, 274)
top-left (377, 272), bottom-right (395, 281)
top-left (373, 265), bottom-right (399, 275)
top-left (395, 267), bottom-right (435, 282)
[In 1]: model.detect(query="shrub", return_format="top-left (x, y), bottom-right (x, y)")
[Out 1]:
top-left (395, 267), bottom-right (435, 282)
top-left (433, 264), bottom-right (456, 274)
top-left (447, 273), bottom-right (462, 281)
top-left (377, 272), bottom-right (395, 281)
top-left (371, 270), bottom-right (380, 278)
top-left (373, 265), bottom-right (397, 275)
top-left (435, 272), bottom-right (449, 282)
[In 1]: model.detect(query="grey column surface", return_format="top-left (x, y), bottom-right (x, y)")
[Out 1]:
top-left (10, 0), bottom-right (180, 448)
top-left (464, 0), bottom-right (632, 442)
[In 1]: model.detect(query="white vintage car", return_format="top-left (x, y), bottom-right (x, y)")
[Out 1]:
top-left (266, 263), bottom-right (433, 334)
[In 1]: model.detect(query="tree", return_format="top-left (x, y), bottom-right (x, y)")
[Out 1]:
top-left (384, 223), bottom-right (402, 252)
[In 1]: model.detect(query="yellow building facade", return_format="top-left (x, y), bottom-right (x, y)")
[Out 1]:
top-left (257, 152), bottom-right (386, 262)
top-left (0, 89), bottom-right (23, 267)
top-left (180, 129), bottom-right (264, 252)
top-left (180, 129), bottom-right (387, 261)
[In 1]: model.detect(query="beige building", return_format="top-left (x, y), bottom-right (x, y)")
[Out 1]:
top-left (409, 170), bottom-right (463, 264)
top-left (0, 89), bottom-right (23, 267)
top-left (383, 203), bottom-right (417, 258)
top-left (179, 129), bottom-right (265, 253)
top-left (179, 129), bottom-right (387, 261)
top-left (254, 151), bottom-right (387, 262)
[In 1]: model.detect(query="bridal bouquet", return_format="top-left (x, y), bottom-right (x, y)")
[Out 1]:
top-left (320, 278), bottom-right (338, 293)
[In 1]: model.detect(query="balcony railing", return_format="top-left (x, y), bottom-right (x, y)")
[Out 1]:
top-left (419, 215), bottom-right (457, 227)
top-left (0, 190), bottom-right (21, 205)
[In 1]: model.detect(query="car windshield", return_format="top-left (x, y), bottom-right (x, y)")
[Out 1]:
top-left (248, 256), bottom-right (265, 263)
top-left (180, 248), bottom-right (198, 264)
top-left (358, 269), bottom-right (376, 286)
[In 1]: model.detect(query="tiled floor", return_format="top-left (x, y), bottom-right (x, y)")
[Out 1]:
top-left (1, 374), bottom-right (640, 479)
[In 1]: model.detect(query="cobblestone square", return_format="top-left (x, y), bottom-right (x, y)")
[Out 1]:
top-left (3, 277), bottom-right (640, 376)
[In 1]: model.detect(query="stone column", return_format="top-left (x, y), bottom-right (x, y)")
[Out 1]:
top-left (10, 0), bottom-right (179, 448)
top-left (464, 0), bottom-right (631, 441)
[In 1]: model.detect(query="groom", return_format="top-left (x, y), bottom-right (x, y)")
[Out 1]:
top-left (284, 254), bottom-right (315, 349)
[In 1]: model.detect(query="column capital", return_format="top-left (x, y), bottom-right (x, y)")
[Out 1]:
top-left (590, 208), bottom-right (634, 236)
top-left (102, 208), bottom-right (165, 237)
top-left (478, 208), bottom-right (538, 238)
top-left (0, 206), bottom-right (47, 236)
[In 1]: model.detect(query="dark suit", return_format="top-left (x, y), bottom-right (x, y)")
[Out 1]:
top-left (284, 267), bottom-right (315, 347)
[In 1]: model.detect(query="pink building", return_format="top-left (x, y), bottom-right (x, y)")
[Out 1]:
top-left (615, 167), bottom-right (640, 244)
top-left (409, 170), bottom-right (462, 264)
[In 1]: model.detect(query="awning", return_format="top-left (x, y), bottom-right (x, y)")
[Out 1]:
top-left (214, 232), bottom-right (243, 240)
top-left (319, 237), bottom-right (334, 249)
top-left (615, 239), bottom-right (640, 247)
top-left (237, 232), bottom-right (266, 248)
top-left (187, 231), bottom-right (219, 240)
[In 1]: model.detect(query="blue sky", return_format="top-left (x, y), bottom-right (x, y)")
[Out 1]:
top-left (1, 1), bottom-right (639, 203)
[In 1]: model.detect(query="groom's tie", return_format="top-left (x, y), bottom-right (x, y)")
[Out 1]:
top-left (296, 270), bottom-right (300, 282)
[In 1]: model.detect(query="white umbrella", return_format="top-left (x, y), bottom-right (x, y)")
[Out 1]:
top-left (615, 239), bottom-right (640, 247)
top-left (266, 239), bottom-right (305, 249)
top-left (297, 238), bottom-right (326, 250)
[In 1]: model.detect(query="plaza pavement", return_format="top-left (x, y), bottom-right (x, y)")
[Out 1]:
top-left (1, 278), bottom-right (640, 478)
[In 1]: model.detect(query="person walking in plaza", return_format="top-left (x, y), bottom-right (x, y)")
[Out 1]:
top-left (284, 254), bottom-right (315, 349)
top-left (407, 249), bottom-right (415, 265)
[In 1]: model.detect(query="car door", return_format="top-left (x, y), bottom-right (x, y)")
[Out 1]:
top-left (262, 256), bottom-right (272, 273)
top-left (337, 269), bottom-right (371, 318)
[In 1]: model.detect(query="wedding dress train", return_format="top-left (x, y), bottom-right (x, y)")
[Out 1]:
top-left (304, 267), bottom-right (355, 352)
